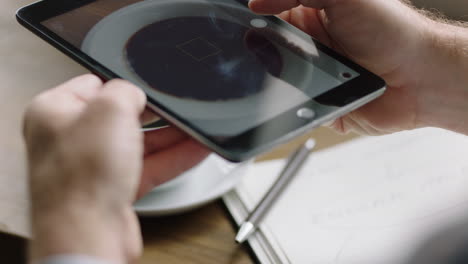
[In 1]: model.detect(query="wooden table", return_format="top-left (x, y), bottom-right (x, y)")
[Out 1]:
top-left (0, 1), bottom-right (357, 262)
top-left (137, 128), bottom-right (356, 264)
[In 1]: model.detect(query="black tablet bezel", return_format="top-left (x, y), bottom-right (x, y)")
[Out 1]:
top-left (17, 0), bottom-right (386, 161)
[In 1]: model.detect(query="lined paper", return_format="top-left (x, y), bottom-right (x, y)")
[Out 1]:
top-left (230, 128), bottom-right (468, 264)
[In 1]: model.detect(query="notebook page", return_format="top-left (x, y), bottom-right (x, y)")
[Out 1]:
top-left (235, 128), bottom-right (468, 264)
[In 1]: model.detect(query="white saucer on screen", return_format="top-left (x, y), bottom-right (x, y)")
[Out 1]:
top-left (134, 154), bottom-right (250, 216)
top-left (81, 0), bottom-right (314, 126)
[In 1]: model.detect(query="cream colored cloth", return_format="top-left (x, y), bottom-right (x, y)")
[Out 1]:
top-left (0, 0), bottom-right (87, 238)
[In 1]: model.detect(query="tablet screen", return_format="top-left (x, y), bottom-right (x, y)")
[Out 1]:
top-left (42, 0), bottom-right (359, 136)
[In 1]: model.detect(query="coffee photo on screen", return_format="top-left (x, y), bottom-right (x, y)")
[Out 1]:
top-left (42, 0), bottom-right (359, 137)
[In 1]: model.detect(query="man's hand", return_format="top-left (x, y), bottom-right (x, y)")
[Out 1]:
top-left (251, 0), bottom-right (468, 135)
top-left (23, 74), bottom-right (208, 263)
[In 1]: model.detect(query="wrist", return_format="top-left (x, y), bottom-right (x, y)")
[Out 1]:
top-left (30, 202), bottom-right (141, 264)
top-left (415, 20), bottom-right (468, 134)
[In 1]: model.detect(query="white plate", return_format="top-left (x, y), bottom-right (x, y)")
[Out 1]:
top-left (134, 154), bottom-right (251, 216)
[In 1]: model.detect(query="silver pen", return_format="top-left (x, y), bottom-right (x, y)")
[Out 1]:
top-left (235, 139), bottom-right (316, 243)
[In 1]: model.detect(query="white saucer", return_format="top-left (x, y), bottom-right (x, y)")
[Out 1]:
top-left (134, 154), bottom-right (251, 216)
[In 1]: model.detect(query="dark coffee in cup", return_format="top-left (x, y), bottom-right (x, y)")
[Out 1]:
top-left (126, 16), bottom-right (283, 101)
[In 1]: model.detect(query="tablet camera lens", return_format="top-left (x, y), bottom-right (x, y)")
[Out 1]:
top-left (341, 72), bottom-right (352, 79)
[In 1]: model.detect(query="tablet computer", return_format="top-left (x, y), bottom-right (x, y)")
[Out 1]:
top-left (17, 0), bottom-right (386, 161)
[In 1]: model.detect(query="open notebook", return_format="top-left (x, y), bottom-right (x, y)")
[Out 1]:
top-left (223, 128), bottom-right (468, 264)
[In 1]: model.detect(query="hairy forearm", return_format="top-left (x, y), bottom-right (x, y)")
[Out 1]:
top-left (415, 18), bottom-right (468, 135)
